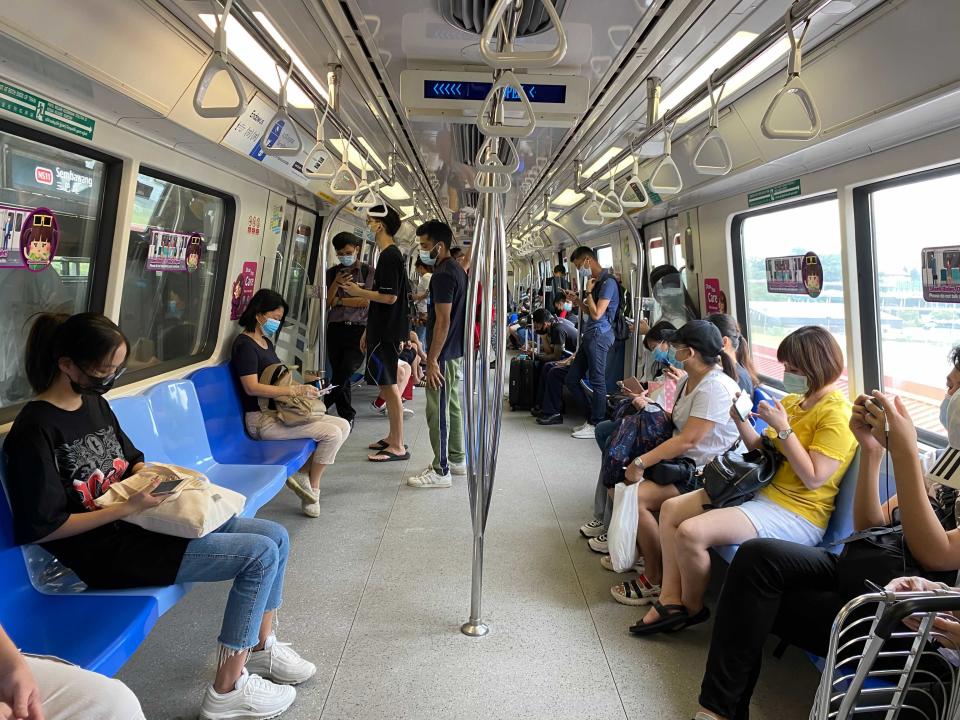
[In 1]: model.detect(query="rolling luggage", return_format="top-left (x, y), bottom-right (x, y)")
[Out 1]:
top-left (509, 355), bottom-right (538, 410)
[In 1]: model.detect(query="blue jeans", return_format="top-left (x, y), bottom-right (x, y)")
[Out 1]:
top-left (174, 516), bottom-right (289, 651)
top-left (565, 330), bottom-right (614, 425)
top-left (415, 324), bottom-right (427, 350)
top-left (593, 419), bottom-right (622, 527)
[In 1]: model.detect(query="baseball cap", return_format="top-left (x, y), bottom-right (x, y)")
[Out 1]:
top-left (662, 320), bottom-right (724, 358)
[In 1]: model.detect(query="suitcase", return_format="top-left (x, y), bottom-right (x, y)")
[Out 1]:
top-left (509, 355), bottom-right (538, 410)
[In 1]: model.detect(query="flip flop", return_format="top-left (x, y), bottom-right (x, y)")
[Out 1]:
top-left (368, 440), bottom-right (410, 451)
top-left (368, 450), bottom-right (411, 463)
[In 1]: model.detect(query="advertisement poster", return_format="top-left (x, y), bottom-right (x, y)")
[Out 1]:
top-left (21, 207), bottom-right (59, 272)
top-left (922, 245), bottom-right (960, 303)
top-left (230, 261), bottom-right (258, 320)
top-left (703, 278), bottom-right (724, 314)
top-left (146, 230), bottom-right (202, 272)
top-left (765, 251), bottom-right (823, 298)
top-left (0, 202), bottom-right (31, 269)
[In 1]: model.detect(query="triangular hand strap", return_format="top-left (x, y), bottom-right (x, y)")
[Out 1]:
top-left (193, 0), bottom-right (246, 118)
top-left (760, 11), bottom-right (820, 141)
top-left (479, 0), bottom-right (567, 69)
top-left (477, 71), bottom-right (536, 138)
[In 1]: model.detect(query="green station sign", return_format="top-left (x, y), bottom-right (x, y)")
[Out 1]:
top-left (747, 179), bottom-right (802, 207)
top-left (0, 80), bottom-right (95, 141)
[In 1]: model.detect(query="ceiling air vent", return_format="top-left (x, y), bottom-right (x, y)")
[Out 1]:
top-left (438, 0), bottom-right (568, 38)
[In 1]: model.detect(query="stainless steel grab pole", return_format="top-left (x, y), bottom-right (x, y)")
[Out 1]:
top-left (619, 215), bottom-right (644, 377)
top-left (316, 196), bottom-right (353, 382)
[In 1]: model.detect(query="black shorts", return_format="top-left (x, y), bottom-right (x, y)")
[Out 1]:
top-left (367, 341), bottom-right (401, 387)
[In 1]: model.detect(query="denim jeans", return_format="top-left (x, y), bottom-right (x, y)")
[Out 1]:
top-left (174, 516), bottom-right (289, 651)
top-left (565, 330), bottom-right (614, 425)
top-left (592, 419), bottom-right (621, 527)
top-left (539, 361), bottom-right (570, 415)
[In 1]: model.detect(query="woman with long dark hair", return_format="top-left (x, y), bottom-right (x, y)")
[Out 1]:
top-left (706, 313), bottom-right (759, 395)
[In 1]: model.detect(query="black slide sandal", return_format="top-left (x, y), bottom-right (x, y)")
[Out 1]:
top-left (629, 601), bottom-right (689, 636)
top-left (368, 450), bottom-right (411, 463)
top-left (368, 440), bottom-right (409, 451)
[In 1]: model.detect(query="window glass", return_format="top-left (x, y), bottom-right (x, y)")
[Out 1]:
top-left (120, 172), bottom-right (227, 373)
top-left (0, 128), bottom-right (108, 410)
top-left (596, 245), bottom-right (613, 269)
top-left (870, 171), bottom-right (960, 437)
top-left (737, 198), bottom-right (846, 387)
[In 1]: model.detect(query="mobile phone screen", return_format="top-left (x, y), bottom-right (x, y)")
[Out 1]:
top-left (152, 479), bottom-right (181, 495)
top-left (735, 392), bottom-right (754, 421)
top-left (318, 384), bottom-right (339, 396)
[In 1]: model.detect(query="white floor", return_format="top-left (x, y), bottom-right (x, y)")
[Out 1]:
top-left (119, 384), bottom-right (819, 720)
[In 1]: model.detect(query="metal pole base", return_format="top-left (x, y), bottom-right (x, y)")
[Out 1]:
top-left (460, 620), bottom-right (490, 637)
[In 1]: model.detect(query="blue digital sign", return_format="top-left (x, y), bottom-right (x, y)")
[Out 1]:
top-left (423, 80), bottom-right (567, 104)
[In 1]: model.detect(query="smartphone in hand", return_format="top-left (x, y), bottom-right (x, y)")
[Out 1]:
top-left (734, 392), bottom-right (754, 422)
top-left (152, 479), bottom-right (182, 496)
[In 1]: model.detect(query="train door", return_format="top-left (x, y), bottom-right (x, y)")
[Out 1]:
top-left (269, 201), bottom-right (297, 292)
top-left (273, 206), bottom-right (318, 367)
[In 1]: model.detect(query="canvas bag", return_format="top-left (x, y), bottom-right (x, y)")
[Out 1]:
top-left (258, 363), bottom-right (326, 426)
top-left (94, 463), bottom-right (245, 538)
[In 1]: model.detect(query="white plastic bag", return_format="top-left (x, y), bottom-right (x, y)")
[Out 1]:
top-left (607, 481), bottom-right (639, 572)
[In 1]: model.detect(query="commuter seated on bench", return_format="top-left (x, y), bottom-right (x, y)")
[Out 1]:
top-left (694, 347), bottom-right (960, 720)
top-left (0, 622), bottom-right (144, 720)
top-left (4, 313), bottom-right (315, 720)
top-left (630, 326), bottom-right (856, 636)
top-left (705, 313), bottom-right (759, 397)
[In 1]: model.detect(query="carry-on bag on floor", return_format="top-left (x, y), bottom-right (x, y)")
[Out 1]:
top-left (509, 354), bottom-right (538, 410)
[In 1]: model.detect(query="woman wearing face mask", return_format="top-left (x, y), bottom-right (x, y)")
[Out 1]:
top-left (231, 290), bottom-right (351, 518)
top-left (637, 320), bottom-right (677, 382)
top-left (630, 325), bottom-right (856, 635)
top-left (5, 313), bottom-right (315, 719)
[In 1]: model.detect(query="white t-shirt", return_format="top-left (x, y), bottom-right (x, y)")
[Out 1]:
top-left (670, 368), bottom-right (742, 467)
top-left (416, 272), bottom-right (432, 314)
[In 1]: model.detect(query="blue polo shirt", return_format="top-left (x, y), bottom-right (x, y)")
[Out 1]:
top-left (584, 271), bottom-right (619, 337)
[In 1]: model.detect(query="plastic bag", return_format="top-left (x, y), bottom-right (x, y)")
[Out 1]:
top-left (608, 482), bottom-right (639, 572)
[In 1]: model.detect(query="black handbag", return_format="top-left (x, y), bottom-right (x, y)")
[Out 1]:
top-left (702, 438), bottom-right (781, 509)
top-left (645, 457), bottom-right (697, 487)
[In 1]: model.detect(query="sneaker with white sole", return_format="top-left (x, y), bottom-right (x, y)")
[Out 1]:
top-left (301, 497), bottom-right (320, 518)
top-left (407, 467), bottom-right (452, 488)
top-left (600, 554), bottom-right (645, 573)
top-left (579, 519), bottom-right (605, 538)
top-left (285, 473), bottom-right (317, 505)
top-left (402, 405), bottom-right (415, 416)
top-left (370, 401), bottom-right (387, 415)
top-left (572, 423), bottom-right (597, 439)
top-left (588, 533), bottom-right (608, 554)
top-left (200, 669), bottom-right (295, 720)
top-left (449, 461), bottom-right (467, 476)
top-left (572, 420), bottom-right (590, 433)
top-left (246, 635), bottom-right (317, 685)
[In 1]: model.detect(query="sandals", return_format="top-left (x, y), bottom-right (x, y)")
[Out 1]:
top-left (368, 439), bottom-right (409, 451)
top-left (600, 555), bottom-right (644, 573)
top-left (629, 601), bottom-right (710, 636)
top-left (610, 575), bottom-right (660, 606)
top-left (368, 449), bottom-right (411, 463)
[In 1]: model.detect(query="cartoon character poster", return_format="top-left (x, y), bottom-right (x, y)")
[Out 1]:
top-left (20, 207), bottom-right (59, 272)
top-left (0, 203), bottom-right (31, 269)
top-left (146, 229), bottom-right (202, 272)
top-left (230, 261), bottom-right (258, 320)
top-left (922, 246), bottom-right (960, 303)
top-left (764, 252), bottom-right (823, 298)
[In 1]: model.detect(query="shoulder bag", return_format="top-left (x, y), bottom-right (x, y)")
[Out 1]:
top-left (701, 437), bottom-right (781, 509)
top-left (258, 363), bottom-right (326, 426)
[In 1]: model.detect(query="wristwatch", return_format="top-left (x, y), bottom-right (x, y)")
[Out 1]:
top-left (632, 456), bottom-right (646, 471)
top-left (777, 427), bottom-right (794, 440)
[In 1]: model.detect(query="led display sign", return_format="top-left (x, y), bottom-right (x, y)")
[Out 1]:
top-left (422, 80), bottom-right (567, 104)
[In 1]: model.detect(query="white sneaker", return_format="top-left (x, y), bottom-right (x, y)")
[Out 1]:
top-left (579, 519), bottom-right (605, 538)
top-left (572, 420), bottom-right (589, 433)
top-left (588, 534), bottom-right (608, 554)
top-left (407, 467), bottom-right (452, 488)
top-left (370, 401), bottom-right (387, 415)
top-left (285, 473), bottom-right (317, 504)
top-left (200, 669), bottom-right (295, 720)
top-left (402, 405), bottom-right (415, 416)
top-left (600, 554), bottom-right (645, 573)
top-left (301, 497), bottom-right (320, 518)
top-left (449, 461), bottom-right (467, 476)
top-left (246, 636), bottom-right (317, 685)
top-left (572, 423), bottom-right (597, 439)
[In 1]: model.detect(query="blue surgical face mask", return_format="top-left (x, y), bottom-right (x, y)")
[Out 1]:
top-left (562, 301), bottom-right (573, 312)
top-left (262, 318), bottom-right (281, 337)
top-left (339, 254), bottom-right (356, 267)
top-left (941, 395), bottom-right (951, 430)
top-left (419, 249), bottom-right (436, 267)
top-left (167, 300), bottom-right (178, 314)
top-left (782, 371), bottom-right (809, 395)
top-left (578, 264), bottom-right (591, 279)
top-left (652, 347), bottom-right (669, 364)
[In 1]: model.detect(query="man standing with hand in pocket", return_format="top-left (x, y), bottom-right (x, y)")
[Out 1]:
top-left (408, 220), bottom-right (468, 488)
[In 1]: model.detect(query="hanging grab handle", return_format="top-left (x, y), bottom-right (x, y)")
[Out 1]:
top-left (693, 74), bottom-right (734, 176)
top-left (619, 145), bottom-right (649, 209)
top-left (598, 162), bottom-right (623, 218)
top-left (477, 71), bottom-right (537, 138)
top-left (582, 194), bottom-right (604, 226)
top-left (259, 57), bottom-right (303, 157)
top-left (475, 136), bottom-right (521, 176)
top-left (649, 120), bottom-right (683, 195)
top-left (352, 178), bottom-right (384, 210)
top-left (479, 0), bottom-right (567, 69)
top-left (476, 169), bottom-right (512, 194)
top-left (303, 102), bottom-right (333, 179)
top-left (330, 130), bottom-right (360, 196)
top-left (761, 6), bottom-right (821, 141)
top-left (193, 0), bottom-right (247, 118)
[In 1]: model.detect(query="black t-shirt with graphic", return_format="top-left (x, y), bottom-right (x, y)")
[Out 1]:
top-left (366, 244), bottom-right (409, 345)
top-left (231, 333), bottom-right (282, 414)
top-left (4, 396), bottom-right (189, 589)
top-left (427, 256), bottom-right (468, 361)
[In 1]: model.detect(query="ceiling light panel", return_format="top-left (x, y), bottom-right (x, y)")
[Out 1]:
top-left (253, 12), bottom-right (329, 102)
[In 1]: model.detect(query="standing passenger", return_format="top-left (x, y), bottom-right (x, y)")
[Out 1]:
top-left (411, 258), bottom-right (432, 350)
top-left (408, 220), bottom-right (468, 488)
top-left (340, 205), bottom-right (411, 462)
top-left (325, 232), bottom-right (374, 428)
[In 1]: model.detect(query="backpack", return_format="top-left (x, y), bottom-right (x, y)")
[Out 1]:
top-left (592, 273), bottom-right (631, 341)
top-left (600, 405), bottom-right (674, 488)
top-left (257, 363), bottom-right (325, 426)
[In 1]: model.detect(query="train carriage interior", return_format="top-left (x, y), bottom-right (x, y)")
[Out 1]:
top-left (1, 0), bottom-right (960, 718)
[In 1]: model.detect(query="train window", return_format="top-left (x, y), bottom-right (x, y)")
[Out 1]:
top-left (596, 245), bottom-right (613, 269)
top-left (732, 196), bottom-right (846, 387)
top-left (858, 167), bottom-right (960, 439)
top-left (0, 124), bottom-right (117, 416)
top-left (119, 169), bottom-right (233, 379)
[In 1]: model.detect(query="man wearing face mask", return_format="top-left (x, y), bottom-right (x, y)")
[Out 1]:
top-left (341, 206), bottom-right (410, 462)
top-left (547, 264), bottom-right (570, 310)
top-left (562, 246), bottom-right (620, 439)
top-left (325, 232), bottom-right (375, 427)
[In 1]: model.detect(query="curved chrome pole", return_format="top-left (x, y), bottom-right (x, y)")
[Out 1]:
top-left (619, 214), bottom-right (644, 377)
top-left (316, 196), bottom-right (354, 381)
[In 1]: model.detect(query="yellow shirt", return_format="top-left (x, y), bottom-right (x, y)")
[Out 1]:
top-left (760, 390), bottom-right (857, 529)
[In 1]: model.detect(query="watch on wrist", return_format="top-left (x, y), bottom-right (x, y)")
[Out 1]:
top-left (632, 456), bottom-right (646, 471)
top-left (777, 427), bottom-right (794, 441)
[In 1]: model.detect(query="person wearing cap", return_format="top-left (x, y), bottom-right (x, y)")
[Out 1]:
top-left (630, 325), bottom-right (856, 637)
top-left (603, 320), bottom-right (742, 608)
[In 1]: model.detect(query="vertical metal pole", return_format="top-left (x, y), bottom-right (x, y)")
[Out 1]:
top-left (316, 196), bottom-right (353, 382)
top-left (619, 215), bottom-right (644, 377)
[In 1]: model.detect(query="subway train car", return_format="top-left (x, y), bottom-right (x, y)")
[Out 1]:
top-left (1, 0), bottom-right (959, 718)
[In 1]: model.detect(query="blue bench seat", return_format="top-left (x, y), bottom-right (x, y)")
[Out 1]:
top-left (190, 364), bottom-right (315, 476)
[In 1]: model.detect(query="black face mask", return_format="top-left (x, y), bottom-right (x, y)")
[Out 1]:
top-left (70, 367), bottom-right (124, 396)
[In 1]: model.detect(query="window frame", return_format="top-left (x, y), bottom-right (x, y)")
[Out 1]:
top-left (852, 162), bottom-right (960, 447)
top-left (0, 118), bottom-right (122, 424)
top-left (116, 165), bottom-right (236, 387)
top-left (730, 192), bottom-right (840, 389)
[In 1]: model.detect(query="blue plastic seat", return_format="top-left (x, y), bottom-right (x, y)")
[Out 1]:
top-left (143, 379), bottom-right (287, 514)
top-left (189, 364), bottom-right (315, 476)
top-left (0, 463), bottom-right (158, 676)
